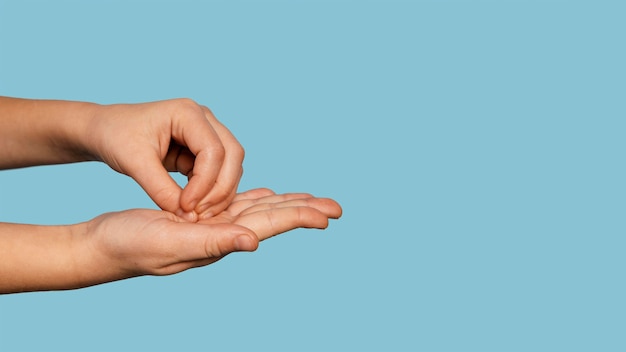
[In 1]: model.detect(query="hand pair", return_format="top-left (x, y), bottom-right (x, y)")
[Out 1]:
top-left (0, 96), bottom-right (341, 293)
top-left (85, 98), bottom-right (342, 272)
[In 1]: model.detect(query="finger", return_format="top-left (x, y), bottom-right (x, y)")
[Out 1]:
top-left (130, 154), bottom-right (183, 213)
top-left (191, 106), bottom-right (244, 216)
top-left (197, 165), bottom-right (243, 220)
top-left (231, 188), bottom-right (276, 202)
top-left (235, 207), bottom-right (331, 242)
top-left (239, 197), bottom-right (343, 219)
top-left (226, 193), bottom-right (315, 216)
top-left (163, 145), bottom-right (195, 176)
top-left (175, 149), bottom-right (196, 176)
top-left (171, 103), bottom-right (226, 213)
top-left (169, 223), bottom-right (258, 263)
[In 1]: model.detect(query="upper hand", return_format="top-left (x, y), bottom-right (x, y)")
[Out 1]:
top-left (86, 98), bottom-right (244, 221)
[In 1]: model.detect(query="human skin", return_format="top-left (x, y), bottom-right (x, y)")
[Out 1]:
top-left (0, 188), bottom-right (342, 294)
top-left (0, 96), bottom-right (243, 221)
top-left (0, 97), bottom-right (342, 294)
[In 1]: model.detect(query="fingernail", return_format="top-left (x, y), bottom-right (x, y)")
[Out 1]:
top-left (195, 202), bottom-right (211, 215)
top-left (199, 211), bottom-right (214, 220)
top-left (188, 198), bottom-right (199, 211)
top-left (175, 209), bottom-right (198, 222)
top-left (234, 235), bottom-right (256, 252)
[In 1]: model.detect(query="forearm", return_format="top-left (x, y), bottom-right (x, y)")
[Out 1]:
top-left (0, 97), bottom-right (98, 169)
top-left (0, 221), bottom-right (125, 294)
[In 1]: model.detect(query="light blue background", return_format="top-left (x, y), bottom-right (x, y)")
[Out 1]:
top-left (1, 1), bottom-right (624, 351)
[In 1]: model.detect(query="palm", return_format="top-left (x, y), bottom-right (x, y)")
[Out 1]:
top-left (89, 188), bottom-right (341, 279)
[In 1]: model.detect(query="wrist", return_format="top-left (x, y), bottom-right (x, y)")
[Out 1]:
top-left (68, 218), bottom-right (135, 289)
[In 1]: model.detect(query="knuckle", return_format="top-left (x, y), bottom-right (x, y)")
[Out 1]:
top-left (200, 104), bottom-right (214, 117)
top-left (204, 233), bottom-right (229, 258)
top-left (173, 97), bottom-right (199, 108)
top-left (169, 98), bottom-right (204, 119)
top-left (208, 143), bottom-right (226, 162)
top-left (234, 143), bottom-right (245, 160)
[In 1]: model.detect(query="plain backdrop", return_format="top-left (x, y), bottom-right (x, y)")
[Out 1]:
top-left (0, 1), bottom-right (624, 351)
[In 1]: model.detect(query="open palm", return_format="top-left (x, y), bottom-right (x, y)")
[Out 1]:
top-left (83, 188), bottom-right (342, 285)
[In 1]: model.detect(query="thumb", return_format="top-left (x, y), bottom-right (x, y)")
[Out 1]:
top-left (129, 156), bottom-right (184, 214)
top-left (173, 223), bottom-right (259, 261)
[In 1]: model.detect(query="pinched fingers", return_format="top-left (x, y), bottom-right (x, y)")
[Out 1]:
top-left (164, 100), bottom-right (223, 214)
top-left (196, 166), bottom-right (243, 220)
top-left (175, 104), bottom-right (244, 219)
top-left (190, 106), bottom-right (245, 218)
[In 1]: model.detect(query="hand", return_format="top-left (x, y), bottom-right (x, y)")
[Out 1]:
top-left (79, 189), bottom-right (342, 283)
top-left (86, 98), bottom-right (244, 221)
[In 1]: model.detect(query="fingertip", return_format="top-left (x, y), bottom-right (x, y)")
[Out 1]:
top-left (234, 233), bottom-right (259, 252)
top-left (179, 185), bottom-right (200, 213)
top-left (309, 198), bottom-right (343, 219)
top-left (331, 200), bottom-right (343, 219)
top-left (175, 208), bottom-right (198, 222)
top-left (319, 197), bottom-right (342, 219)
top-left (311, 212), bottom-right (330, 230)
top-left (253, 187), bottom-right (276, 196)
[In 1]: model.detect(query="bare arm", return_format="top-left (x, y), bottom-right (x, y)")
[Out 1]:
top-left (0, 222), bottom-right (85, 292)
top-left (0, 97), bottom-right (97, 168)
